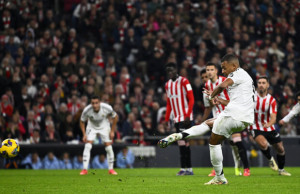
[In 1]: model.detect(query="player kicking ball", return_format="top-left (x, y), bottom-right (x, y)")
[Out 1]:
top-left (159, 54), bottom-right (255, 185)
top-left (80, 95), bottom-right (118, 175)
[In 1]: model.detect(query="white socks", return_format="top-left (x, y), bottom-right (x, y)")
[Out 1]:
top-left (209, 144), bottom-right (223, 177)
top-left (183, 123), bottom-right (210, 138)
top-left (105, 145), bottom-right (115, 170)
top-left (83, 143), bottom-right (92, 170)
top-left (231, 145), bottom-right (240, 168)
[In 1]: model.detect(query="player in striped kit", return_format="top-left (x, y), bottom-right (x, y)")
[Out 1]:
top-left (249, 76), bottom-right (291, 176)
top-left (203, 63), bottom-right (250, 177)
top-left (164, 62), bottom-right (195, 175)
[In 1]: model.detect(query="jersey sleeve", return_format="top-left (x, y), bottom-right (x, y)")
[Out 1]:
top-left (269, 99), bottom-right (277, 114)
top-left (227, 70), bottom-right (243, 85)
top-left (282, 103), bottom-right (300, 122)
top-left (80, 106), bottom-right (89, 122)
top-left (104, 104), bottom-right (117, 118)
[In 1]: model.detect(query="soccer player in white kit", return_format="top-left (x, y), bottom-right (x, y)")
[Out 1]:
top-left (79, 95), bottom-right (119, 175)
top-left (203, 62), bottom-right (250, 177)
top-left (159, 54), bottom-right (254, 184)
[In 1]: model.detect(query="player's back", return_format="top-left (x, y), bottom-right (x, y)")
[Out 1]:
top-left (223, 68), bottom-right (254, 124)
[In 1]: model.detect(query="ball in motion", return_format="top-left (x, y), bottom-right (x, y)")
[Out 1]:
top-left (0, 139), bottom-right (20, 158)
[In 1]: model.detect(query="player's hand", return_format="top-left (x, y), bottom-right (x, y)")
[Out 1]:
top-left (213, 97), bottom-right (221, 105)
top-left (263, 123), bottom-right (271, 128)
top-left (110, 131), bottom-right (115, 140)
top-left (203, 88), bottom-right (212, 96)
top-left (82, 135), bottom-right (87, 143)
top-left (279, 120), bottom-right (285, 126)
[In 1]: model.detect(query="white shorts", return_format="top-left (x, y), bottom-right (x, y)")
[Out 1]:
top-left (86, 128), bottom-right (111, 143)
top-left (212, 114), bottom-right (250, 138)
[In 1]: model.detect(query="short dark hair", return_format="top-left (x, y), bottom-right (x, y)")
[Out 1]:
top-left (221, 53), bottom-right (238, 63)
top-left (200, 69), bottom-right (206, 75)
top-left (165, 62), bottom-right (177, 69)
top-left (206, 62), bottom-right (218, 69)
top-left (91, 95), bottom-right (100, 100)
top-left (257, 76), bottom-right (269, 83)
top-left (296, 91), bottom-right (300, 98)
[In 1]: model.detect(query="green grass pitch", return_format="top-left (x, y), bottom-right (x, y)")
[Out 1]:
top-left (0, 167), bottom-right (299, 193)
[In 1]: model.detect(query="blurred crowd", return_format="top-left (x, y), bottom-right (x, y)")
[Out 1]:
top-left (0, 0), bottom-right (300, 145)
top-left (4, 146), bottom-right (134, 169)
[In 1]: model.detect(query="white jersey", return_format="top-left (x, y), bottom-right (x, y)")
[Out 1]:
top-left (223, 68), bottom-right (255, 124)
top-left (81, 103), bottom-right (117, 130)
top-left (282, 103), bottom-right (300, 123)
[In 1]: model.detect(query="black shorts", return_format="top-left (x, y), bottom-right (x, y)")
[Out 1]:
top-left (175, 121), bottom-right (192, 133)
top-left (252, 130), bottom-right (282, 145)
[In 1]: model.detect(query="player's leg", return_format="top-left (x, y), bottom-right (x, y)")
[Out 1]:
top-left (205, 116), bottom-right (249, 185)
top-left (158, 118), bottom-right (215, 148)
top-left (232, 133), bottom-right (250, 176)
top-left (230, 134), bottom-right (241, 176)
top-left (205, 132), bottom-right (228, 185)
top-left (80, 129), bottom-right (95, 175)
top-left (101, 130), bottom-right (117, 175)
top-left (270, 133), bottom-right (291, 176)
top-left (252, 131), bottom-right (278, 171)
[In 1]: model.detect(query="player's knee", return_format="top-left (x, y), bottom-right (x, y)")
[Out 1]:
top-left (84, 143), bottom-right (92, 152)
top-left (105, 145), bottom-right (113, 153)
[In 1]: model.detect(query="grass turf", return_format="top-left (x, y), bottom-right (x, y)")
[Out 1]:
top-left (0, 167), bottom-right (299, 194)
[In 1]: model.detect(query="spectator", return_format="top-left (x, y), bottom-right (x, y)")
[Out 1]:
top-left (59, 152), bottom-right (73, 169)
top-left (116, 147), bottom-right (135, 169)
top-left (43, 152), bottom-right (60, 169)
top-left (21, 152), bottom-right (43, 170)
top-left (92, 154), bottom-right (108, 169)
top-left (41, 121), bottom-right (61, 143)
top-left (73, 155), bottom-right (83, 169)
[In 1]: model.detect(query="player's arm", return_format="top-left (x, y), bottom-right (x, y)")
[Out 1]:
top-left (279, 104), bottom-right (300, 125)
top-left (265, 99), bottom-right (277, 128)
top-left (264, 113), bottom-right (276, 128)
top-left (80, 108), bottom-right (88, 142)
top-left (80, 119), bottom-right (87, 142)
top-left (165, 98), bottom-right (171, 122)
top-left (110, 114), bottom-right (119, 140)
top-left (210, 78), bottom-right (234, 99)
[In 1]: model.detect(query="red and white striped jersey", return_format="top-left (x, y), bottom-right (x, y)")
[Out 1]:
top-left (165, 76), bottom-right (193, 123)
top-left (249, 92), bottom-right (277, 131)
top-left (203, 76), bottom-right (230, 118)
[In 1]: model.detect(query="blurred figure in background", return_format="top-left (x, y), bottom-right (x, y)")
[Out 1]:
top-left (116, 147), bottom-right (135, 169)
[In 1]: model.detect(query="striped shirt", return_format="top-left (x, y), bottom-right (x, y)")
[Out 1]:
top-left (203, 76), bottom-right (230, 118)
top-left (249, 92), bottom-right (277, 131)
top-left (165, 76), bottom-right (193, 123)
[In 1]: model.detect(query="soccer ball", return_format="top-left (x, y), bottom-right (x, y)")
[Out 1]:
top-left (0, 139), bottom-right (20, 158)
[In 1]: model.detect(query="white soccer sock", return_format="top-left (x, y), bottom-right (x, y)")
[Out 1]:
top-left (105, 145), bottom-right (114, 170)
top-left (83, 143), bottom-right (92, 170)
top-left (183, 123), bottom-right (210, 138)
top-left (210, 144), bottom-right (223, 177)
top-left (231, 145), bottom-right (240, 168)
